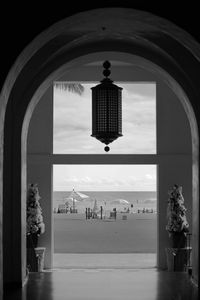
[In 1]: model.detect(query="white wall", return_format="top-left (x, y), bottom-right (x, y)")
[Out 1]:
top-left (157, 82), bottom-right (192, 268)
top-left (27, 87), bottom-right (53, 269)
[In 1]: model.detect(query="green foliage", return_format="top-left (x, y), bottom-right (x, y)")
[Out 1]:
top-left (27, 184), bottom-right (45, 235)
top-left (166, 184), bottom-right (189, 235)
top-left (54, 82), bottom-right (84, 95)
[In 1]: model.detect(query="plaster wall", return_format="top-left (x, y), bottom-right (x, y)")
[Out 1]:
top-left (156, 82), bottom-right (192, 268)
top-left (27, 62), bottom-right (192, 270)
top-left (27, 87), bottom-right (53, 268)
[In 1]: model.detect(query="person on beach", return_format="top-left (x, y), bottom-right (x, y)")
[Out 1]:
top-left (113, 208), bottom-right (117, 220)
top-left (85, 208), bottom-right (88, 219)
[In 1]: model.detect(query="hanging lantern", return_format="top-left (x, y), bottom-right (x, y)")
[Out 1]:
top-left (91, 61), bottom-right (123, 152)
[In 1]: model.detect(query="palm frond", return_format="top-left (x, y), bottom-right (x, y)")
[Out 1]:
top-left (54, 82), bottom-right (84, 95)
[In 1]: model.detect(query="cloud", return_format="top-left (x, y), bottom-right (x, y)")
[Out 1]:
top-left (122, 83), bottom-right (156, 101)
top-left (57, 175), bottom-right (156, 190)
top-left (64, 176), bottom-right (125, 187)
top-left (145, 174), bottom-right (156, 180)
top-left (53, 165), bottom-right (157, 191)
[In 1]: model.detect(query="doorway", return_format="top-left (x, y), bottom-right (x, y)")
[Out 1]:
top-left (53, 164), bottom-right (157, 269)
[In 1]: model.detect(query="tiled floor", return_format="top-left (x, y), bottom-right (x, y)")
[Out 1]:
top-left (4, 268), bottom-right (198, 300)
top-left (3, 253), bottom-right (198, 300)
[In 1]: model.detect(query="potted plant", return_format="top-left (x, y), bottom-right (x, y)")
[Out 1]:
top-left (166, 184), bottom-right (189, 248)
top-left (27, 183), bottom-right (45, 248)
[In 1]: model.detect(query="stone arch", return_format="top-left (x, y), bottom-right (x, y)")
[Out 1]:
top-left (0, 8), bottom-right (199, 290)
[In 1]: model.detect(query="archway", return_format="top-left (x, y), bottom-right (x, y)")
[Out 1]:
top-left (0, 8), bottom-right (199, 292)
top-left (27, 50), bottom-right (193, 271)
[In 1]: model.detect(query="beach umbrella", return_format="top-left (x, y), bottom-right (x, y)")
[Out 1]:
top-left (67, 189), bottom-right (89, 211)
top-left (65, 197), bottom-right (79, 203)
top-left (110, 199), bottom-right (130, 205)
top-left (69, 189), bottom-right (89, 200)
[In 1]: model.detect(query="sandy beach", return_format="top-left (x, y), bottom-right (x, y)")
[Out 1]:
top-left (54, 212), bottom-right (157, 253)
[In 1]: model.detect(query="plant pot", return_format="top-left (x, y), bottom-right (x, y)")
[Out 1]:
top-left (30, 232), bottom-right (39, 248)
top-left (26, 234), bottom-right (38, 272)
top-left (165, 247), bottom-right (191, 271)
top-left (170, 232), bottom-right (187, 248)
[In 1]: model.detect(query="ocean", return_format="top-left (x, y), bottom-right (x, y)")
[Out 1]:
top-left (53, 191), bottom-right (157, 213)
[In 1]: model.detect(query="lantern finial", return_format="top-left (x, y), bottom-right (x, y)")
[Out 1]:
top-left (102, 61), bottom-right (111, 78)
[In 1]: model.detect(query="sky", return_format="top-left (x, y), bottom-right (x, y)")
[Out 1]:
top-left (53, 82), bottom-right (156, 191)
top-left (53, 165), bottom-right (157, 191)
top-left (53, 82), bottom-right (156, 154)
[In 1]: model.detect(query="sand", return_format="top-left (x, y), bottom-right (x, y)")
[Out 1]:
top-left (54, 212), bottom-right (157, 253)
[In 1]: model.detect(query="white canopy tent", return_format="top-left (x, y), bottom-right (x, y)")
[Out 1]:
top-left (65, 189), bottom-right (89, 212)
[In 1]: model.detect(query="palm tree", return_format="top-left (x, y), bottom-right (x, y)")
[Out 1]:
top-left (54, 82), bottom-right (84, 95)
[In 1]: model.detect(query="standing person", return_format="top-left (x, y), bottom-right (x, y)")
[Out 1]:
top-left (113, 208), bottom-right (117, 220)
top-left (100, 206), bottom-right (103, 219)
top-left (104, 201), bottom-right (107, 219)
top-left (85, 208), bottom-right (88, 219)
top-left (131, 204), bottom-right (134, 213)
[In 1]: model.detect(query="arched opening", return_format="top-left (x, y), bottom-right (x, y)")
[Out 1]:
top-left (27, 51), bottom-right (194, 271)
top-left (0, 8), bottom-right (199, 294)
